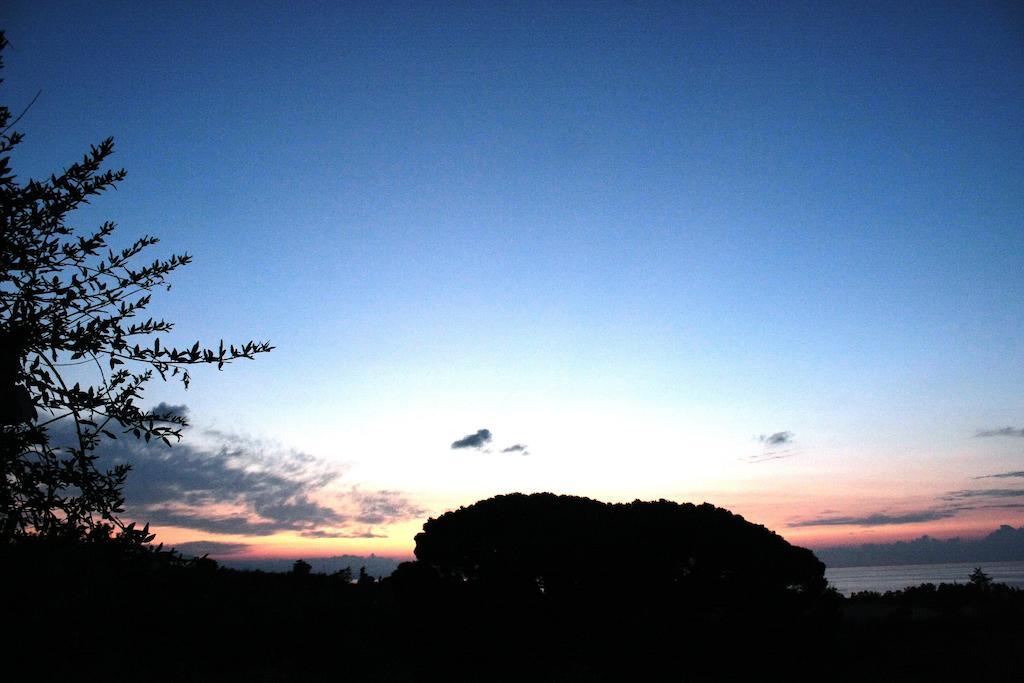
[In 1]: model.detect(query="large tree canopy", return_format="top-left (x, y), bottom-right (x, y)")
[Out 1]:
top-left (413, 493), bottom-right (826, 599)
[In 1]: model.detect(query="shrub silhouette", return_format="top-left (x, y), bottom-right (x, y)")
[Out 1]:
top-left (969, 566), bottom-right (992, 590)
top-left (411, 493), bottom-right (826, 604)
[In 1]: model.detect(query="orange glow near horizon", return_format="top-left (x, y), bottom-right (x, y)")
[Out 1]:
top-left (141, 490), bottom-right (1023, 562)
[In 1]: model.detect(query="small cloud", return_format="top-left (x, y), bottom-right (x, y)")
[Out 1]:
top-left (172, 540), bottom-right (249, 557)
top-left (790, 508), bottom-right (960, 527)
top-left (501, 443), bottom-right (529, 455)
top-left (451, 428), bottom-right (493, 450)
top-left (758, 431), bottom-right (793, 446)
top-left (974, 427), bottom-right (1024, 438)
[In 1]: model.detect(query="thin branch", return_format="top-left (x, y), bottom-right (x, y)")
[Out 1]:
top-left (1, 88), bottom-right (41, 135)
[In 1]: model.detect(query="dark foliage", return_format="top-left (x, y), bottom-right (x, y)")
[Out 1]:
top-left (0, 33), bottom-right (271, 543)
top-left (6, 528), bottom-right (1024, 682)
top-left (5, 494), bottom-right (1024, 681)
top-left (412, 493), bottom-right (826, 601)
top-left (390, 493), bottom-right (836, 680)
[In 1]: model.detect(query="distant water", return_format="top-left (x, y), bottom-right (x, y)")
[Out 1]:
top-left (825, 560), bottom-right (1024, 596)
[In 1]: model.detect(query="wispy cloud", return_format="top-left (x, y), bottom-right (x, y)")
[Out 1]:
top-left (945, 488), bottom-right (1024, 500)
top-left (975, 427), bottom-right (1024, 438)
top-left (974, 471), bottom-right (1024, 480)
top-left (790, 508), bottom-right (960, 527)
top-left (795, 484), bottom-right (1024, 529)
top-left (451, 428), bottom-right (493, 450)
top-left (171, 540), bottom-right (250, 557)
top-left (114, 435), bottom-right (349, 535)
top-left (48, 406), bottom-right (423, 538)
top-left (744, 449), bottom-right (797, 464)
top-left (138, 507), bottom-right (320, 536)
top-left (299, 529), bottom-right (388, 539)
top-left (501, 443), bottom-right (529, 455)
top-left (350, 489), bottom-right (424, 525)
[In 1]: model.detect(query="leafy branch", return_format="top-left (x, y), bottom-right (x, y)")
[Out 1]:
top-left (0, 31), bottom-right (273, 544)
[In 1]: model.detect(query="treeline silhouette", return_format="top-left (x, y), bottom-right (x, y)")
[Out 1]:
top-left (6, 493), bottom-right (1024, 682)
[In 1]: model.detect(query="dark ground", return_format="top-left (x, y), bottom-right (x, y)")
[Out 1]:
top-left (5, 543), bottom-right (1024, 682)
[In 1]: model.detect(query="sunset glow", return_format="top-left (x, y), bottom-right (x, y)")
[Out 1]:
top-left (5, 1), bottom-right (1022, 563)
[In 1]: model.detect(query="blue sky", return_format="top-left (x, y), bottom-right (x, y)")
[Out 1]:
top-left (3, 1), bottom-right (1023, 555)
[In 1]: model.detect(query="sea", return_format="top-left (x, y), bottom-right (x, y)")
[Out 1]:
top-left (825, 560), bottom-right (1024, 596)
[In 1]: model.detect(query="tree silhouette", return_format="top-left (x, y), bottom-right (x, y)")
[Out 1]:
top-left (0, 33), bottom-right (272, 544)
top-left (969, 566), bottom-right (991, 590)
top-left (412, 493), bottom-right (827, 600)
top-left (358, 566), bottom-right (376, 585)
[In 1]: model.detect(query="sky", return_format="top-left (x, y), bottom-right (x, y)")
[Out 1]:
top-left (3, 1), bottom-right (1023, 560)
